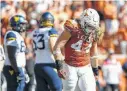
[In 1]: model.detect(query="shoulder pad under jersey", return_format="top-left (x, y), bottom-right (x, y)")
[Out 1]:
top-left (49, 28), bottom-right (58, 37)
top-left (5, 31), bottom-right (18, 46)
top-left (6, 32), bottom-right (16, 41)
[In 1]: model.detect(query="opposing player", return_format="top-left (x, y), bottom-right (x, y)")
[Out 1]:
top-left (32, 12), bottom-right (62, 91)
top-left (3, 15), bottom-right (28, 91)
top-left (53, 8), bottom-right (104, 91)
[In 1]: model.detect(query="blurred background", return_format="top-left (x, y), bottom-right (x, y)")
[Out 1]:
top-left (0, 0), bottom-right (127, 91)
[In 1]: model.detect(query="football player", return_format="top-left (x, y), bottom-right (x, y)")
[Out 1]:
top-left (3, 15), bottom-right (28, 91)
top-left (0, 45), bottom-right (5, 91)
top-left (53, 8), bottom-right (104, 91)
top-left (32, 12), bottom-right (62, 91)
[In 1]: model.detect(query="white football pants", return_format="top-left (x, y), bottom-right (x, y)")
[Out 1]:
top-left (62, 63), bottom-right (96, 91)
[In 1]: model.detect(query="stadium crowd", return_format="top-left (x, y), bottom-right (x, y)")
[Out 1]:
top-left (0, 0), bottom-right (127, 91)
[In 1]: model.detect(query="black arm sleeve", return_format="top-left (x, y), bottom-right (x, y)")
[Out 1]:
top-left (7, 46), bottom-right (19, 73)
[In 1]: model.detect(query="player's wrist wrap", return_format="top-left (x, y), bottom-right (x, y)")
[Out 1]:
top-left (55, 60), bottom-right (63, 70)
top-left (92, 67), bottom-right (99, 76)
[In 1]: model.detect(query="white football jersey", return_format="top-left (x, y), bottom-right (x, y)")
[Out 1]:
top-left (4, 30), bottom-right (26, 67)
top-left (31, 27), bottom-right (58, 64)
top-left (0, 45), bottom-right (5, 61)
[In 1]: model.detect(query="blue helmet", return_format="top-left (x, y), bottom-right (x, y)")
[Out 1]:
top-left (10, 15), bottom-right (27, 33)
top-left (39, 12), bottom-right (54, 27)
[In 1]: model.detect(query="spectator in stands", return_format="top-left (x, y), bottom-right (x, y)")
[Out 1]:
top-left (102, 51), bottom-right (123, 91)
top-left (117, 1), bottom-right (127, 54)
top-left (104, 1), bottom-right (119, 35)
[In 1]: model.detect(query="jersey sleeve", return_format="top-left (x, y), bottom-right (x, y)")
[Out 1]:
top-left (6, 32), bottom-right (18, 47)
top-left (49, 28), bottom-right (58, 37)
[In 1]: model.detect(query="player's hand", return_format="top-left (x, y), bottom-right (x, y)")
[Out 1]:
top-left (55, 60), bottom-right (67, 79)
top-left (64, 20), bottom-right (74, 29)
top-left (16, 72), bottom-right (25, 83)
top-left (57, 69), bottom-right (66, 79)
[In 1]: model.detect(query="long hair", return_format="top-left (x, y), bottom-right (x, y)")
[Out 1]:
top-left (95, 27), bottom-right (105, 44)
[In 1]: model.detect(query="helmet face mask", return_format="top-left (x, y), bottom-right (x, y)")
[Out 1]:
top-left (10, 15), bottom-right (27, 33)
top-left (19, 23), bottom-right (27, 32)
top-left (83, 24), bottom-right (96, 35)
top-left (41, 20), bottom-right (53, 27)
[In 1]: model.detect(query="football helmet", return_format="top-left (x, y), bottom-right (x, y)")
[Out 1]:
top-left (39, 12), bottom-right (54, 27)
top-left (10, 15), bottom-right (27, 33)
top-left (79, 8), bottom-right (100, 33)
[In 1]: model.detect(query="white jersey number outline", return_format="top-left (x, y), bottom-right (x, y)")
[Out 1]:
top-left (20, 41), bottom-right (26, 52)
top-left (71, 40), bottom-right (92, 53)
top-left (71, 40), bottom-right (83, 51)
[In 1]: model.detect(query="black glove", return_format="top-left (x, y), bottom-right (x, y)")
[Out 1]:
top-left (56, 60), bottom-right (66, 79)
top-left (92, 67), bottom-right (99, 76)
top-left (55, 60), bottom-right (63, 70)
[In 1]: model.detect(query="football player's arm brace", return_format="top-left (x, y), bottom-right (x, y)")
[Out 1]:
top-left (90, 42), bottom-right (99, 76)
top-left (53, 30), bottom-right (71, 70)
top-left (7, 45), bottom-right (19, 73)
